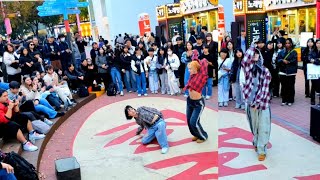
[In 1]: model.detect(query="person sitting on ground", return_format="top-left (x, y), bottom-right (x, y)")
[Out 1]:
top-left (45, 85), bottom-right (65, 111)
top-left (43, 65), bottom-right (76, 108)
top-left (0, 89), bottom-right (45, 151)
top-left (20, 76), bottom-right (64, 119)
top-left (124, 105), bottom-right (169, 154)
top-left (64, 64), bottom-right (85, 91)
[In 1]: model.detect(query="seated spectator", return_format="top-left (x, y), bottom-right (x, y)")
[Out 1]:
top-left (45, 85), bottom-right (65, 111)
top-left (20, 76), bottom-right (64, 119)
top-left (0, 162), bottom-right (16, 180)
top-left (19, 47), bottom-right (34, 76)
top-left (43, 65), bottom-right (76, 108)
top-left (64, 64), bottom-right (85, 90)
top-left (80, 58), bottom-right (100, 91)
top-left (0, 89), bottom-right (44, 151)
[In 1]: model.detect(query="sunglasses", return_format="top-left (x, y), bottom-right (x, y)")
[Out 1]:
top-left (30, 44), bottom-right (35, 46)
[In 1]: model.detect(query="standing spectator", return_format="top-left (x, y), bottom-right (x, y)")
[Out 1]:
top-left (120, 46), bottom-right (134, 93)
top-left (200, 45), bottom-right (215, 100)
top-left (172, 32), bottom-right (181, 46)
top-left (205, 33), bottom-right (219, 85)
top-left (28, 41), bottom-right (44, 73)
top-left (57, 34), bottom-right (72, 72)
top-left (76, 36), bottom-right (87, 61)
top-left (218, 48), bottom-right (232, 107)
top-left (3, 44), bottom-right (21, 83)
top-left (271, 39), bottom-right (285, 98)
top-left (194, 35), bottom-right (204, 56)
top-left (107, 49), bottom-right (124, 96)
top-left (277, 38), bottom-right (298, 106)
top-left (19, 47), bottom-right (34, 76)
top-left (230, 49), bottom-right (245, 109)
top-left (236, 30), bottom-right (247, 52)
top-left (200, 26), bottom-right (208, 41)
top-left (221, 36), bottom-right (231, 49)
top-left (144, 48), bottom-right (159, 94)
top-left (131, 47), bottom-right (147, 96)
top-left (90, 42), bottom-right (99, 71)
top-left (96, 47), bottom-right (111, 89)
top-left (309, 39), bottom-right (320, 105)
top-left (188, 30), bottom-right (197, 44)
top-left (302, 38), bottom-right (315, 98)
top-left (157, 47), bottom-right (169, 95)
top-left (173, 37), bottom-right (185, 88)
top-left (166, 47), bottom-right (180, 95)
top-left (71, 37), bottom-right (82, 70)
top-left (43, 36), bottom-right (61, 70)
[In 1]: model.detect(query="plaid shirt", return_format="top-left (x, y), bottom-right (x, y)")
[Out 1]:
top-left (135, 106), bottom-right (163, 129)
top-left (242, 44), bottom-right (271, 110)
top-left (183, 59), bottom-right (208, 93)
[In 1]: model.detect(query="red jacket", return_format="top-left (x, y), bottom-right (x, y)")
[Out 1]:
top-left (0, 100), bottom-right (10, 124)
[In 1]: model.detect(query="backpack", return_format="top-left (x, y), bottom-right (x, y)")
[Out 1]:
top-left (106, 83), bottom-right (117, 96)
top-left (2, 151), bottom-right (39, 180)
top-left (78, 85), bottom-right (89, 97)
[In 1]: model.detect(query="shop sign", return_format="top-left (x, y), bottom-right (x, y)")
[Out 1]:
top-left (138, 13), bottom-right (151, 36)
top-left (246, 0), bottom-right (265, 13)
top-left (180, 0), bottom-right (217, 15)
top-left (166, 4), bottom-right (182, 18)
top-left (246, 18), bottom-right (266, 47)
top-left (234, 0), bottom-right (244, 13)
top-left (168, 22), bottom-right (183, 39)
top-left (265, 0), bottom-right (316, 10)
top-left (156, 6), bottom-right (166, 20)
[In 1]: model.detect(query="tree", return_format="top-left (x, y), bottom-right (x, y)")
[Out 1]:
top-left (41, 15), bottom-right (62, 35)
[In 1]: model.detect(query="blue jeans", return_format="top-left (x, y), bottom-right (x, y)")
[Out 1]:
top-left (75, 58), bottom-right (81, 70)
top-left (124, 70), bottom-right (133, 92)
top-left (184, 66), bottom-right (190, 95)
top-left (186, 97), bottom-right (208, 140)
top-left (110, 67), bottom-right (123, 92)
top-left (136, 72), bottom-right (147, 94)
top-left (0, 169), bottom-right (17, 180)
top-left (34, 98), bottom-right (57, 119)
top-left (202, 78), bottom-right (213, 97)
top-left (130, 70), bottom-right (137, 91)
top-left (141, 119), bottom-right (169, 148)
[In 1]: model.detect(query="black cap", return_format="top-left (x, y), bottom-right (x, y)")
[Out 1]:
top-left (176, 37), bottom-right (183, 41)
top-left (58, 34), bottom-right (65, 39)
top-left (196, 35), bottom-right (202, 39)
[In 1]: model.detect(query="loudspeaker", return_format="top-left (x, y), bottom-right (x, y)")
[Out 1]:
top-left (55, 157), bottom-right (81, 180)
top-left (310, 105), bottom-right (320, 142)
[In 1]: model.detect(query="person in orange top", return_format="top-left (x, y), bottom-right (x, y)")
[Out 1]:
top-left (183, 59), bottom-right (209, 143)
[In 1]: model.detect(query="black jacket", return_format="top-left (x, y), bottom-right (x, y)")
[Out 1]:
top-left (43, 42), bottom-right (60, 61)
top-left (264, 49), bottom-right (274, 71)
top-left (277, 49), bottom-right (298, 75)
top-left (120, 53), bottom-right (133, 70)
top-left (310, 49), bottom-right (320, 65)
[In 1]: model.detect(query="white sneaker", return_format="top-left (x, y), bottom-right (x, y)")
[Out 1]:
top-left (29, 131), bottom-right (45, 141)
top-left (205, 96), bottom-right (210, 100)
top-left (288, 103), bottom-right (292, 106)
top-left (44, 118), bottom-right (53, 126)
top-left (155, 91), bottom-right (158, 94)
top-left (281, 103), bottom-right (286, 106)
top-left (23, 141), bottom-right (38, 152)
top-left (120, 91), bottom-right (124, 96)
top-left (161, 147), bottom-right (169, 154)
top-left (223, 102), bottom-right (228, 107)
top-left (144, 93), bottom-right (148, 96)
top-left (218, 103), bottom-right (223, 107)
top-left (184, 94), bottom-right (188, 98)
top-left (129, 91), bottom-right (132, 93)
top-left (138, 94), bottom-right (141, 97)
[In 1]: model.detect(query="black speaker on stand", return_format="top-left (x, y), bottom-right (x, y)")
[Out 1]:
top-left (310, 104), bottom-right (320, 143)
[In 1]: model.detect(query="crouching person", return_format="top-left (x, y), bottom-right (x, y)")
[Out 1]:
top-left (124, 105), bottom-right (169, 154)
top-left (0, 89), bottom-right (45, 152)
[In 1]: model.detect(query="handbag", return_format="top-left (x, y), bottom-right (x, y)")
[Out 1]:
top-left (217, 59), bottom-right (228, 80)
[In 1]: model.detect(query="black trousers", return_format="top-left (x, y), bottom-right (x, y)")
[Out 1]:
top-left (304, 67), bottom-right (310, 96)
top-left (311, 79), bottom-right (320, 102)
top-left (271, 68), bottom-right (280, 97)
top-left (280, 75), bottom-right (296, 104)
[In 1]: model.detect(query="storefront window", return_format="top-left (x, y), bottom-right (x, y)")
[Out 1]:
top-left (298, 9), bottom-right (306, 34)
top-left (307, 8), bottom-right (316, 35)
top-left (288, 15), bottom-right (296, 35)
top-left (208, 11), bottom-right (217, 31)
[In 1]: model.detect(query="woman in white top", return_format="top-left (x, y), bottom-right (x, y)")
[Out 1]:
top-left (218, 48), bottom-right (233, 107)
top-left (166, 47), bottom-right (180, 95)
top-left (3, 44), bottom-right (21, 83)
top-left (131, 47), bottom-right (148, 96)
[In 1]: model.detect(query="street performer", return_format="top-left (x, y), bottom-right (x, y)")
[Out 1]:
top-left (124, 105), bottom-right (169, 154)
top-left (183, 56), bottom-right (209, 143)
top-left (242, 41), bottom-right (272, 161)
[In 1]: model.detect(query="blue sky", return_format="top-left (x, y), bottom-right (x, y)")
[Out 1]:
top-left (219, 0), bottom-right (234, 32)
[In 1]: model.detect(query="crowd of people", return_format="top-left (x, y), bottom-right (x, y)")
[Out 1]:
top-left (218, 30), bottom-right (320, 109)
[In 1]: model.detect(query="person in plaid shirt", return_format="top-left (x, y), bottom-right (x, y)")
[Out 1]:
top-left (183, 59), bottom-right (208, 143)
top-left (242, 42), bottom-right (271, 161)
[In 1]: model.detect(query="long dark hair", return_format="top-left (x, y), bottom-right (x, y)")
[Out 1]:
top-left (158, 46), bottom-right (167, 57)
top-left (185, 41), bottom-right (194, 51)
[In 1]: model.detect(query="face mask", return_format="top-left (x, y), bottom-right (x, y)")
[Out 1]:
top-left (168, 51), bottom-right (172, 55)
top-left (61, 38), bottom-right (65, 42)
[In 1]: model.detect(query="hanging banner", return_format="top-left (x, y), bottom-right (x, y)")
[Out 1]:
top-left (4, 18), bottom-right (12, 35)
top-left (217, 6), bottom-right (225, 41)
top-left (138, 13), bottom-right (151, 36)
top-left (168, 22), bottom-right (183, 40)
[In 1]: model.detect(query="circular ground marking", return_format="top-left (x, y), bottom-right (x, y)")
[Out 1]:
top-left (219, 110), bottom-right (320, 180)
top-left (73, 97), bottom-right (218, 180)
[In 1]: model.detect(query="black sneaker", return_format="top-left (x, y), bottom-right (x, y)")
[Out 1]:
top-left (311, 101), bottom-right (316, 105)
top-left (55, 112), bottom-right (65, 118)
